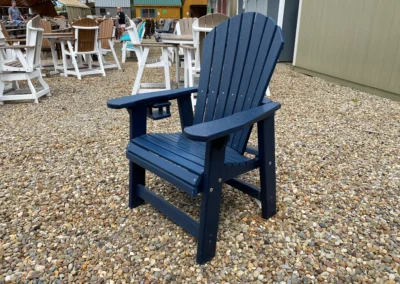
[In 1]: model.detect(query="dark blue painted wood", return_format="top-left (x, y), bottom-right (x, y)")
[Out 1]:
top-left (222, 13), bottom-right (255, 119)
top-left (258, 115), bottom-right (277, 219)
top-left (134, 137), bottom-right (204, 174)
top-left (150, 133), bottom-right (246, 164)
top-left (128, 107), bottom-right (147, 208)
top-left (197, 136), bottom-right (229, 264)
top-left (177, 95), bottom-right (194, 131)
top-left (193, 29), bottom-right (215, 123)
top-left (137, 185), bottom-right (200, 238)
top-left (107, 87), bottom-right (197, 109)
top-left (236, 31), bottom-right (284, 152)
top-left (213, 15), bottom-right (242, 120)
top-left (184, 102), bottom-right (280, 142)
top-left (232, 15), bottom-right (269, 115)
top-left (222, 159), bottom-right (260, 181)
top-left (126, 151), bottom-right (197, 196)
top-left (203, 20), bottom-right (229, 122)
top-left (128, 144), bottom-right (200, 187)
top-left (226, 178), bottom-right (261, 199)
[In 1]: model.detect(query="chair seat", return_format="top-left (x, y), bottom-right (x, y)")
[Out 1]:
top-left (127, 133), bottom-right (252, 197)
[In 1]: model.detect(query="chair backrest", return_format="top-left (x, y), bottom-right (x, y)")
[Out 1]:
top-left (71, 18), bottom-right (99, 53)
top-left (127, 19), bottom-right (145, 45)
top-left (162, 19), bottom-right (172, 32)
top-left (193, 13), bottom-right (284, 154)
top-left (176, 17), bottom-right (197, 35)
top-left (39, 19), bottom-right (52, 49)
top-left (99, 18), bottom-right (114, 49)
top-left (192, 14), bottom-right (229, 70)
top-left (25, 16), bottom-right (44, 69)
top-left (0, 24), bottom-right (10, 39)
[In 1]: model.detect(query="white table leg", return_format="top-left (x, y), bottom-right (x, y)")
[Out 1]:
top-left (175, 45), bottom-right (180, 88)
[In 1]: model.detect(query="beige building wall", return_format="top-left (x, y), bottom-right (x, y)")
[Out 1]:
top-left (294, 0), bottom-right (400, 98)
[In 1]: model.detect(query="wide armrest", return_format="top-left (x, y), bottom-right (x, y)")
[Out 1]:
top-left (107, 87), bottom-right (198, 109)
top-left (0, 45), bottom-right (34, 49)
top-left (184, 101), bottom-right (281, 142)
top-left (6, 39), bottom-right (26, 42)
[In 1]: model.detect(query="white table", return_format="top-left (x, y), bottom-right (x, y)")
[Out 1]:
top-left (158, 34), bottom-right (195, 88)
top-left (43, 33), bottom-right (74, 75)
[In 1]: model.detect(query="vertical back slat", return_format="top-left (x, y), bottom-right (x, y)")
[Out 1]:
top-left (232, 15), bottom-right (269, 114)
top-left (213, 15), bottom-right (243, 120)
top-left (236, 31), bottom-right (284, 151)
top-left (202, 20), bottom-right (229, 122)
top-left (222, 13), bottom-right (255, 118)
top-left (230, 18), bottom-right (278, 150)
top-left (193, 30), bottom-right (216, 124)
top-left (192, 13), bottom-right (284, 154)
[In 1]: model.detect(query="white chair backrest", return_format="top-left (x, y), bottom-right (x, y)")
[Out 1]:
top-left (26, 16), bottom-right (44, 69)
top-left (177, 17), bottom-right (197, 35)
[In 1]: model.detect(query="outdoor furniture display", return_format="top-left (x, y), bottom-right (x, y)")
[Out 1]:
top-left (0, 16), bottom-right (51, 104)
top-left (154, 19), bottom-right (173, 35)
top-left (60, 18), bottom-right (105, 80)
top-left (98, 18), bottom-right (121, 70)
top-left (120, 21), bottom-right (145, 64)
top-left (42, 32), bottom-right (74, 75)
top-left (107, 13), bottom-right (284, 264)
top-left (124, 19), bottom-right (173, 95)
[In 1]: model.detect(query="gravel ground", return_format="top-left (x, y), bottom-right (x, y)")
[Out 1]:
top-left (0, 41), bottom-right (399, 283)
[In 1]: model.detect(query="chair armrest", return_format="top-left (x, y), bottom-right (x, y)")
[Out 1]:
top-left (180, 45), bottom-right (196, 50)
top-left (107, 87), bottom-right (198, 109)
top-left (6, 39), bottom-right (26, 42)
top-left (184, 101), bottom-right (281, 142)
top-left (0, 45), bottom-right (34, 49)
top-left (131, 43), bottom-right (176, 48)
top-left (98, 36), bottom-right (113, 40)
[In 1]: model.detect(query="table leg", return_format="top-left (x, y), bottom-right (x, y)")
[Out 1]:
top-left (175, 45), bottom-right (180, 89)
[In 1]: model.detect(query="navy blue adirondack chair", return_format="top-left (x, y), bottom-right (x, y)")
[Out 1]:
top-left (107, 13), bottom-right (284, 264)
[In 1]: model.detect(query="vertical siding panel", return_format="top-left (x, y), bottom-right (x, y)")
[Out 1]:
top-left (339, 0), bottom-right (361, 82)
top-left (379, 1), bottom-right (400, 93)
top-left (295, 0), bottom-right (400, 96)
top-left (368, 0), bottom-right (396, 88)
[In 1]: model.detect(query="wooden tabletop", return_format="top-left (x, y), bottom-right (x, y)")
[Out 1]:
top-left (43, 33), bottom-right (74, 38)
top-left (159, 34), bottom-right (193, 41)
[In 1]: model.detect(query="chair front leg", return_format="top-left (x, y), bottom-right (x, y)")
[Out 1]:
top-left (127, 107), bottom-right (147, 208)
top-left (257, 115), bottom-right (277, 219)
top-left (197, 135), bottom-right (229, 264)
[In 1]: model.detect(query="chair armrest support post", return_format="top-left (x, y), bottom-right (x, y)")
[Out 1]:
top-left (177, 95), bottom-right (194, 130)
top-left (128, 106), bottom-right (147, 140)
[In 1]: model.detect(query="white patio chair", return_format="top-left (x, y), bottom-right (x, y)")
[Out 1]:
top-left (98, 18), bottom-right (121, 70)
top-left (125, 19), bottom-right (172, 94)
top-left (60, 18), bottom-right (105, 80)
top-left (0, 16), bottom-right (50, 104)
top-left (121, 21), bottom-right (145, 64)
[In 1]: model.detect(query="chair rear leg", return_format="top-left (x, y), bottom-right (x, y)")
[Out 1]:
top-left (129, 161), bottom-right (145, 208)
top-left (258, 115), bottom-right (277, 219)
top-left (197, 136), bottom-right (229, 264)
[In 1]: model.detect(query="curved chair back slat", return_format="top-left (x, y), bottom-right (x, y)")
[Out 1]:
top-left (99, 18), bottom-right (114, 49)
top-left (193, 13), bottom-right (284, 154)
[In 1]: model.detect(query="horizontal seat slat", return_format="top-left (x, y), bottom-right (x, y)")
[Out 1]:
top-left (143, 134), bottom-right (205, 166)
top-left (152, 133), bottom-right (248, 164)
top-left (134, 137), bottom-right (204, 175)
top-left (167, 133), bottom-right (246, 163)
top-left (127, 144), bottom-right (201, 195)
